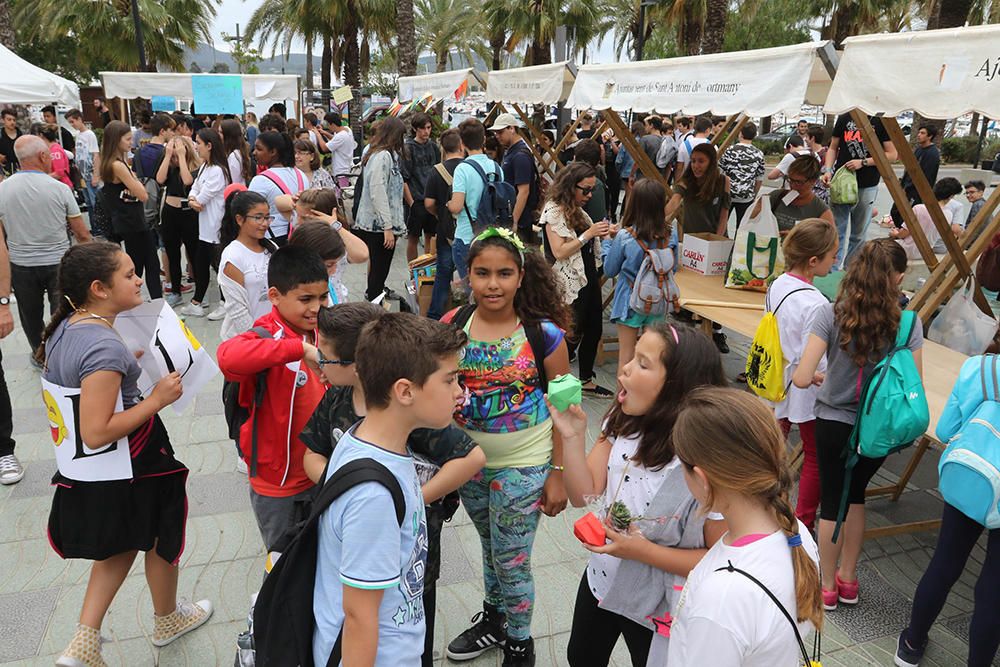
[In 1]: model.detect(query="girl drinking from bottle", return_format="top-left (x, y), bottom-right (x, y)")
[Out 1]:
top-left (547, 322), bottom-right (727, 666)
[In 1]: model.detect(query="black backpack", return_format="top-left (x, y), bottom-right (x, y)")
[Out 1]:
top-left (221, 327), bottom-right (272, 477)
top-left (450, 304), bottom-right (550, 390)
top-left (252, 458), bottom-right (406, 667)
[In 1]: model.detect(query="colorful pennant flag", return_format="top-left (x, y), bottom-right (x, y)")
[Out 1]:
top-left (454, 79), bottom-right (469, 101)
top-left (388, 98), bottom-right (402, 116)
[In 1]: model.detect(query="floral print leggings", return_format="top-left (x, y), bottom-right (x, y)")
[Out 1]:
top-left (460, 464), bottom-right (549, 641)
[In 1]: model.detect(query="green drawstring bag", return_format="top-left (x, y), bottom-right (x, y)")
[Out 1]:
top-left (829, 166), bottom-right (858, 205)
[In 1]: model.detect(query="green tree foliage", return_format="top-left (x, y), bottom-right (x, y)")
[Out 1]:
top-left (723, 0), bottom-right (812, 52)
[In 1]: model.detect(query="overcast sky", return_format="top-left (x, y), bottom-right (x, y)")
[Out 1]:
top-left (211, 0), bottom-right (619, 65)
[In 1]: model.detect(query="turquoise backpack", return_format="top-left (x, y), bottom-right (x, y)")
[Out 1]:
top-left (938, 355), bottom-right (1000, 529)
top-left (834, 310), bottom-right (929, 539)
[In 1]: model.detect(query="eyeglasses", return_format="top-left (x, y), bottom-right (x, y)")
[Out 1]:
top-left (245, 214), bottom-right (275, 223)
top-left (576, 185), bottom-right (594, 195)
top-left (295, 151), bottom-right (314, 157)
top-left (317, 348), bottom-right (353, 367)
top-left (787, 177), bottom-right (811, 186)
top-left (966, 190), bottom-right (980, 196)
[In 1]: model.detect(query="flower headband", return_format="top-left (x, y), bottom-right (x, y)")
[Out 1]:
top-left (473, 226), bottom-right (526, 261)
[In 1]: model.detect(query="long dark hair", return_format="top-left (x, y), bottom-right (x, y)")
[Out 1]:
top-left (196, 128), bottom-right (232, 185)
top-left (620, 178), bottom-right (669, 243)
top-left (99, 120), bottom-right (132, 183)
top-left (362, 116), bottom-right (405, 166)
top-left (219, 190), bottom-right (270, 252)
top-left (678, 142), bottom-right (726, 203)
top-left (221, 119), bottom-right (251, 184)
top-left (466, 234), bottom-right (572, 331)
top-left (603, 322), bottom-right (727, 469)
top-left (35, 242), bottom-right (123, 364)
top-left (546, 162), bottom-right (596, 234)
top-left (256, 130), bottom-right (294, 168)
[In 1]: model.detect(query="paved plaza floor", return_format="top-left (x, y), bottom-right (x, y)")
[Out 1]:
top-left (0, 238), bottom-right (996, 666)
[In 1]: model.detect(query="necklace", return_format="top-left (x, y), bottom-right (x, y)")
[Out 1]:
top-left (73, 309), bottom-right (115, 329)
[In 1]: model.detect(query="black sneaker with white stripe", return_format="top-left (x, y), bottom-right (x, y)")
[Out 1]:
top-left (445, 602), bottom-right (507, 661)
top-left (502, 636), bottom-right (535, 667)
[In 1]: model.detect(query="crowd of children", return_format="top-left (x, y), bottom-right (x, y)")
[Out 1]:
top-left (33, 109), bottom-right (1000, 667)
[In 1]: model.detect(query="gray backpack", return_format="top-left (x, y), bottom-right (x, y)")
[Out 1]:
top-left (628, 237), bottom-right (678, 317)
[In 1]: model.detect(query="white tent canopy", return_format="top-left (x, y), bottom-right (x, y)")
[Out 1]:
top-left (486, 61), bottom-right (574, 106)
top-left (0, 43), bottom-right (80, 107)
top-left (566, 41), bottom-right (835, 116)
top-left (398, 69), bottom-right (475, 103)
top-left (824, 24), bottom-right (1000, 118)
top-left (99, 72), bottom-right (299, 102)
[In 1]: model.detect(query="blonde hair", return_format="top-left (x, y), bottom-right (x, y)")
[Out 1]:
top-left (782, 218), bottom-right (838, 269)
top-left (174, 136), bottom-right (199, 171)
top-left (673, 387), bottom-right (823, 629)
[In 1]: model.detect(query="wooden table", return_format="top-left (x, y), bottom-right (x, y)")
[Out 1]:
top-left (674, 268), bottom-right (966, 538)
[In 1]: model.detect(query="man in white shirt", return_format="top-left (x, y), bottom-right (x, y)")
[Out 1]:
top-left (324, 112), bottom-right (357, 189)
top-left (768, 135), bottom-right (814, 183)
top-left (65, 109), bottom-right (100, 211)
top-left (0, 136), bottom-right (89, 355)
top-left (676, 116), bottom-right (713, 179)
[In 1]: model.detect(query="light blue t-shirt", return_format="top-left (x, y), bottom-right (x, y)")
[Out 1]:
top-left (248, 167), bottom-right (306, 238)
top-left (451, 154), bottom-right (505, 244)
top-left (312, 427), bottom-right (427, 667)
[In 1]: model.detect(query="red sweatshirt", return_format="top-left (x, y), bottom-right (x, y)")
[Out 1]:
top-left (217, 308), bottom-right (325, 497)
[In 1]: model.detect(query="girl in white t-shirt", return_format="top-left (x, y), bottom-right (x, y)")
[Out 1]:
top-left (767, 219), bottom-right (839, 532)
top-left (668, 387), bottom-right (823, 667)
top-left (548, 322), bottom-right (728, 666)
top-left (218, 189), bottom-right (276, 340)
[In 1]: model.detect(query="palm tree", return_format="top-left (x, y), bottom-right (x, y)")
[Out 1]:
top-left (701, 0), bottom-right (727, 53)
top-left (491, 0), bottom-right (605, 67)
top-left (415, 0), bottom-right (487, 71)
top-left (245, 0), bottom-right (324, 88)
top-left (397, 0), bottom-right (418, 75)
top-left (0, 0), bottom-right (15, 50)
top-left (14, 0), bottom-right (217, 71)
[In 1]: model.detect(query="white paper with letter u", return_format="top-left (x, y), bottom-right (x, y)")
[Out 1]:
top-left (42, 378), bottom-right (132, 482)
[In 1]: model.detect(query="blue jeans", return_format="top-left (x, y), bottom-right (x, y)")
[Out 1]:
top-left (81, 182), bottom-right (98, 213)
top-left (428, 236), bottom-right (454, 320)
top-left (833, 185), bottom-right (879, 268)
top-left (452, 237), bottom-right (470, 280)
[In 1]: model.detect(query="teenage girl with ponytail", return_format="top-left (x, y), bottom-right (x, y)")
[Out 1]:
top-left (217, 187), bottom-right (276, 341)
top-left (248, 130), bottom-right (306, 246)
top-left (41, 243), bottom-right (211, 667)
top-left (668, 387), bottom-right (822, 666)
top-left (441, 227), bottom-right (570, 667)
top-left (793, 238), bottom-right (920, 611)
top-left (547, 322), bottom-right (727, 667)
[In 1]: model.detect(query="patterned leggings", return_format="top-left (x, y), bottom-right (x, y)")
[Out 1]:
top-left (460, 465), bottom-right (548, 641)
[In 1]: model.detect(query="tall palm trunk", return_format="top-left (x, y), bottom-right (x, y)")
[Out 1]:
top-left (683, 3), bottom-right (702, 55)
top-left (305, 36), bottom-right (314, 91)
top-left (489, 30), bottom-right (504, 70)
top-left (342, 4), bottom-right (363, 143)
top-left (396, 0), bottom-right (418, 76)
top-left (701, 0), bottom-right (727, 54)
top-left (436, 49), bottom-right (448, 72)
top-left (0, 0), bottom-right (15, 50)
top-left (321, 34), bottom-right (332, 108)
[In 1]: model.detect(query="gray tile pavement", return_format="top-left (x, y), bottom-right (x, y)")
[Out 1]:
top-left (0, 240), bottom-right (993, 666)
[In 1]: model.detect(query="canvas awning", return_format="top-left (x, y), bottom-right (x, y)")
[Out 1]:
top-left (397, 69), bottom-right (477, 103)
top-left (824, 24), bottom-right (1000, 118)
top-left (486, 61), bottom-right (574, 106)
top-left (566, 41), bottom-right (835, 116)
top-left (99, 72), bottom-right (299, 102)
top-left (0, 43), bottom-right (80, 107)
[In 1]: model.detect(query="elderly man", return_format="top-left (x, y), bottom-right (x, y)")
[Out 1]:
top-left (0, 135), bottom-right (90, 358)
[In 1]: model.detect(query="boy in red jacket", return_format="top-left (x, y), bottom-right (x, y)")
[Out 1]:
top-left (217, 245), bottom-right (329, 550)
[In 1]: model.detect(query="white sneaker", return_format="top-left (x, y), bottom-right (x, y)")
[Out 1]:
top-left (180, 302), bottom-right (208, 318)
top-left (207, 304), bottom-right (227, 321)
top-left (0, 454), bottom-right (24, 484)
top-left (236, 457), bottom-right (248, 475)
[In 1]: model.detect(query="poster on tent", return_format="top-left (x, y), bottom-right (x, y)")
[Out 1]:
top-left (113, 299), bottom-right (219, 413)
top-left (486, 62), bottom-right (567, 107)
top-left (152, 96), bottom-right (176, 112)
top-left (42, 378), bottom-right (132, 482)
top-left (191, 74), bottom-right (244, 114)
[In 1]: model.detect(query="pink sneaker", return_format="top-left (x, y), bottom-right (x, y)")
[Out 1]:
top-left (837, 572), bottom-right (859, 605)
top-left (822, 587), bottom-right (838, 611)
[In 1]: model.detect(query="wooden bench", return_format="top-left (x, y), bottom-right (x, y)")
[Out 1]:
top-left (673, 268), bottom-right (966, 538)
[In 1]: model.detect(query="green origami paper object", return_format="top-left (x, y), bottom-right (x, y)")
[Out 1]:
top-left (547, 373), bottom-right (583, 412)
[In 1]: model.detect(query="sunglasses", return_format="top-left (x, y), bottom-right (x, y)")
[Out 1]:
top-left (576, 185), bottom-right (594, 195)
top-left (317, 348), bottom-right (353, 367)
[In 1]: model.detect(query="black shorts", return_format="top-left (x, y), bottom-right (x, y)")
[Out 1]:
top-left (406, 201), bottom-right (437, 238)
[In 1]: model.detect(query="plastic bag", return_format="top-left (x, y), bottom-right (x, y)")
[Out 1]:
top-left (829, 166), bottom-right (858, 205)
top-left (927, 277), bottom-right (998, 356)
top-left (725, 194), bottom-right (784, 292)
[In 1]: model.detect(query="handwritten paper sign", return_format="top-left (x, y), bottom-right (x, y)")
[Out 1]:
top-left (152, 96), bottom-right (176, 112)
top-left (191, 75), bottom-right (244, 114)
top-left (333, 86), bottom-right (354, 105)
top-left (114, 299), bottom-right (219, 413)
top-left (42, 378), bottom-right (132, 481)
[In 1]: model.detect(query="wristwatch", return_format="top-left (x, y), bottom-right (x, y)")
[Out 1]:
top-left (0, 296), bottom-right (10, 306)
top-left (332, 221), bottom-right (343, 231)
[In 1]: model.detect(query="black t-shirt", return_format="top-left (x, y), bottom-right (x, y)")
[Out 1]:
top-left (59, 126), bottom-right (76, 156)
top-left (424, 157), bottom-right (462, 238)
top-left (832, 114), bottom-right (890, 190)
top-left (901, 144), bottom-right (941, 198)
top-left (401, 137), bottom-right (440, 201)
top-left (0, 128), bottom-right (21, 175)
top-left (501, 139), bottom-right (539, 231)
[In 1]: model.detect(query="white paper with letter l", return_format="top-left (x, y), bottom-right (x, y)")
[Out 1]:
top-left (42, 378), bottom-right (132, 481)
top-left (114, 299), bottom-right (219, 413)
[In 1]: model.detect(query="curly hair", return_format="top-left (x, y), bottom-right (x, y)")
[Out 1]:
top-left (835, 238), bottom-right (908, 366)
top-left (467, 235), bottom-right (572, 331)
top-left (678, 142), bottom-right (726, 203)
top-left (545, 162), bottom-right (596, 234)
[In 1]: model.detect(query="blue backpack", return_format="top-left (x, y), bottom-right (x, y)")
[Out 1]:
top-left (834, 310), bottom-right (929, 539)
top-left (461, 158), bottom-right (517, 235)
top-left (938, 354), bottom-right (1000, 529)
